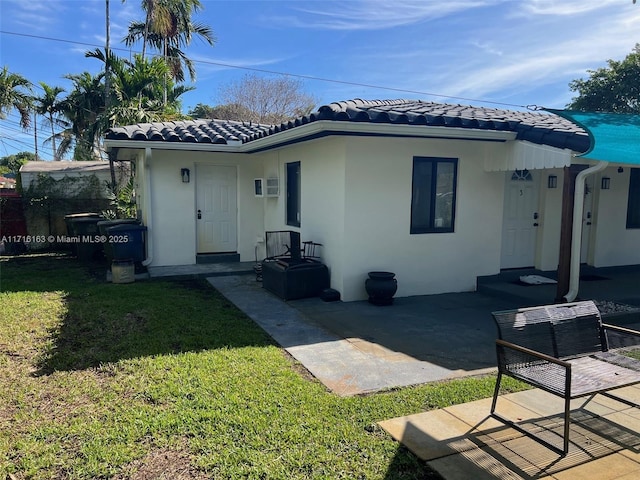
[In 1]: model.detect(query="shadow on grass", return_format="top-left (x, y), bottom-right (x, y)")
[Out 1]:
top-left (383, 443), bottom-right (443, 480)
top-left (1, 253), bottom-right (275, 375)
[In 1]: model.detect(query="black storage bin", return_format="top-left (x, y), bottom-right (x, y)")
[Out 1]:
top-left (107, 224), bottom-right (147, 262)
top-left (68, 215), bottom-right (105, 260)
top-left (261, 260), bottom-right (329, 300)
top-left (98, 219), bottom-right (141, 262)
top-left (64, 213), bottom-right (102, 236)
top-left (64, 213), bottom-right (103, 257)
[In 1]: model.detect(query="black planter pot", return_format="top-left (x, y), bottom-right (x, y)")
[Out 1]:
top-left (365, 271), bottom-right (397, 306)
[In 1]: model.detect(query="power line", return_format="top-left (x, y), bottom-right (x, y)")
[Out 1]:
top-left (1, 114), bottom-right (102, 161)
top-left (0, 29), bottom-right (529, 110)
top-left (0, 135), bottom-right (52, 160)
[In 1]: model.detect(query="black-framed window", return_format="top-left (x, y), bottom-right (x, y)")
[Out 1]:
top-left (627, 168), bottom-right (640, 229)
top-left (410, 157), bottom-right (458, 234)
top-left (286, 161), bottom-right (301, 227)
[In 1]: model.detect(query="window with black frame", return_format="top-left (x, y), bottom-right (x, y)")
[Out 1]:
top-left (410, 157), bottom-right (458, 234)
top-left (286, 161), bottom-right (301, 227)
top-left (627, 168), bottom-right (640, 229)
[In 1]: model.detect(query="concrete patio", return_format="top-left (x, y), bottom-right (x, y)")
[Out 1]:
top-left (206, 273), bottom-right (527, 395)
top-left (380, 386), bottom-right (640, 479)
top-left (201, 265), bottom-right (640, 395)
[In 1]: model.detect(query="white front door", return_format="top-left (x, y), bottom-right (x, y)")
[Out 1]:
top-left (501, 170), bottom-right (540, 269)
top-left (196, 165), bottom-right (237, 253)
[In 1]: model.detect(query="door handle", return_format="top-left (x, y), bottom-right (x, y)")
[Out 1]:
top-left (533, 223), bottom-right (539, 227)
top-left (197, 209), bottom-right (202, 219)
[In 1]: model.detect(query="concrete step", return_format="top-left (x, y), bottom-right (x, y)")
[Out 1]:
top-left (196, 253), bottom-right (241, 264)
top-left (148, 262), bottom-right (256, 280)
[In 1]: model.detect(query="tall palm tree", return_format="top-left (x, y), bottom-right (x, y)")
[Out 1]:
top-left (123, 0), bottom-right (215, 83)
top-left (35, 82), bottom-right (65, 160)
top-left (58, 72), bottom-right (106, 161)
top-left (0, 66), bottom-right (33, 129)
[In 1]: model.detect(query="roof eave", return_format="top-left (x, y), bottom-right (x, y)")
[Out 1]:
top-left (240, 121), bottom-right (518, 152)
top-left (104, 139), bottom-right (243, 154)
top-left (105, 121), bottom-right (519, 155)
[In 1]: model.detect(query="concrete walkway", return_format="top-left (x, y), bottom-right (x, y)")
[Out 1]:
top-left (380, 386), bottom-right (640, 479)
top-left (208, 275), bottom-right (507, 395)
top-left (207, 268), bottom-right (640, 396)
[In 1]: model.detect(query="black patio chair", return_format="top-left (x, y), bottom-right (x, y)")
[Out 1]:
top-left (265, 230), bottom-right (301, 262)
top-left (254, 230), bottom-right (301, 281)
top-left (302, 241), bottom-right (323, 261)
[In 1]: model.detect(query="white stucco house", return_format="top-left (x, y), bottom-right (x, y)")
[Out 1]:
top-left (104, 99), bottom-right (640, 301)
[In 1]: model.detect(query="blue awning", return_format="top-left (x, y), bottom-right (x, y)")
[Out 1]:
top-left (546, 109), bottom-right (640, 165)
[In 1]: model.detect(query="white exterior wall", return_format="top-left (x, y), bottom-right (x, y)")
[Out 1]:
top-left (530, 165), bottom-right (640, 271)
top-left (592, 166), bottom-right (640, 266)
top-left (336, 136), bottom-right (504, 301)
top-left (137, 149), bottom-right (262, 267)
top-left (536, 167), bottom-right (564, 271)
top-left (260, 138), bottom-right (348, 294)
top-left (115, 137), bottom-right (640, 299)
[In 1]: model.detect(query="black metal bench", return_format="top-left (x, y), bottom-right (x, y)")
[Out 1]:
top-left (491, 300), bottom-right (640, 455)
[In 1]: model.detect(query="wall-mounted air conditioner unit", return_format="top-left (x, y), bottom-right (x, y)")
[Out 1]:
top-left (266, 177), bottom-right (280, 197)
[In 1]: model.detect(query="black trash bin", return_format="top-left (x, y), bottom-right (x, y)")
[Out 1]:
top-left (107, 224), bottom-right (147, 263)
top-left (64, 213), bottom-right (103, 255)
top-left (98, 219), bottom-right (141, 262)
top-left (67, 215), bottom-right (105, 260)
top-left (64, 213), bottom-right (102, 236)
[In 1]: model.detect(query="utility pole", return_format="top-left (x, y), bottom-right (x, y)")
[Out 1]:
top-left (33, 111), bottom-right (38, 161)
top-left (106, 0), bottom-right (117, 188)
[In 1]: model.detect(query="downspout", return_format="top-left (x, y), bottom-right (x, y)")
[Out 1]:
top-left (142, 147), bottom-right (154, 267)
top-left (563, 160), bottom-right (608, 302)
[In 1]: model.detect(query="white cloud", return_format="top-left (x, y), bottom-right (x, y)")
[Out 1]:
top-left (4, 0), bottom-right (69, 32)
top-left (471, 41), bottom-right (504, 57)
top-left (325, 1), bottom-right (640, 107)
top-left (517, 0), bottom-right (621, 17)
top-left (187, 54), bottom-right (290, 81)
top-left (268, 0), bottom-right (507, 31)
top-left (439, 6), bottom-right (640, 102)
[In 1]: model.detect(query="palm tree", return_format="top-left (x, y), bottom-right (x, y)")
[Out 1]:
top-left (86, 48), bottom-right (193, 125)
top-left (58, 71), bottom-right (106, 161)
top-left (123, 0), bottom-right (215, 83)
top-left (0, 66), bottom-right (33, 129)
top-left (35, 82), bottom-right (65, 160)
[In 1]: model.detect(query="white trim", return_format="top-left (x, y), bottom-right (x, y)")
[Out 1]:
top-left (141, 148), bottom-right (154, 267)
top-left (484, 141), bottom-right (573, 172)
top-left (242, 121), bottom-right (517, 152)
top-left (105, 121), bottom-right (518, 155)
top-left (105, 139), bottom-right (242, 153)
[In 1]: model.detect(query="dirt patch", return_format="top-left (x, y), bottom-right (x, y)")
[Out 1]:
top-left (113, 447), bottom-right (209, 480)
top-left (281, 349), bottom-right (322, 386)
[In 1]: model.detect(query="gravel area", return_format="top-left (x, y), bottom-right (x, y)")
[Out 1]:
top-left (595, 300), bottom-right (640, 314)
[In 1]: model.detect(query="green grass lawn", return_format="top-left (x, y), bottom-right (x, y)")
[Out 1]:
top-left (0, 253), bottom-right (522, 479)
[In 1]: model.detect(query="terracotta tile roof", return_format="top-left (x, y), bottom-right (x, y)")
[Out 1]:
top-left (106, 99), bottom-right (590, 152)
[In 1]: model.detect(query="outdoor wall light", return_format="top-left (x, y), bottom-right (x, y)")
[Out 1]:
top-left (547, 175), bottom-right (558, 189)
top-left (601, 177), bottom-right (611, 190)
top-left (181, 168), bottom-right (190, 183)
top-left (618, 166), bottom-right (624, 173)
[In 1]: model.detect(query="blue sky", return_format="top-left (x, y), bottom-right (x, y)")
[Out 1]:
top-left (1, 0), bottom-right (639, 159)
